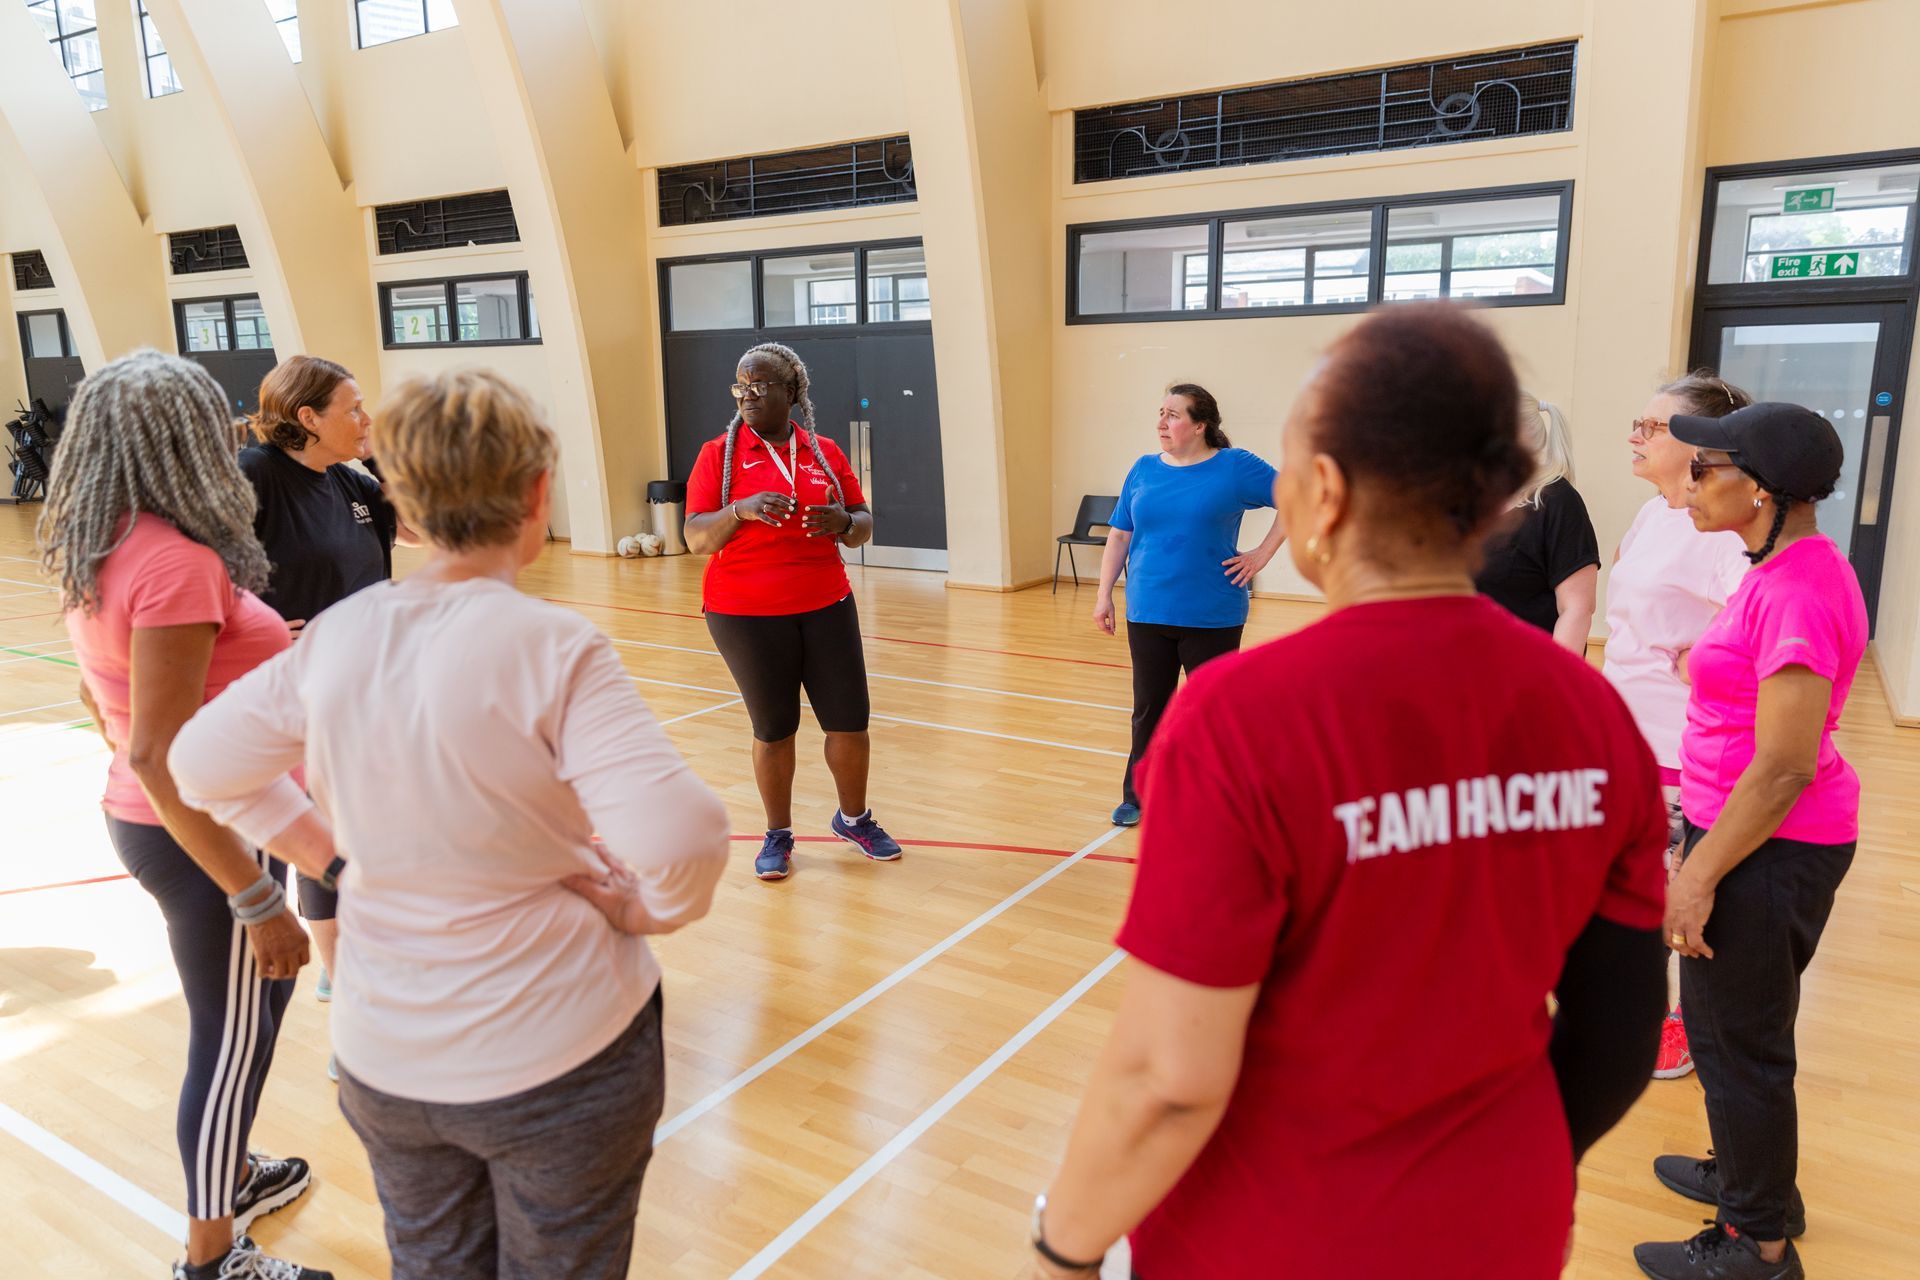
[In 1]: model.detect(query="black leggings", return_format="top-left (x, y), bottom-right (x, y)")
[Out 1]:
top-left (106, 816), bottom-right (294, 1221)
top-left (706, 594), bottom-right (871, 742)
top-left (1679, 822), bottom-right (1853, 1240)
top-left (1123, 622), bottom-right (1244, 806)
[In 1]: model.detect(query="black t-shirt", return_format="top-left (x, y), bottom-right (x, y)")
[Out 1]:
top-left (1474, 477), bottom-right (1600, 633)
top-left (240, 443), bottom-right (395, 624)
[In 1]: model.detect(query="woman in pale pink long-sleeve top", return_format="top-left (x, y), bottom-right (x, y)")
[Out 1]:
top-left (170, 369), bottom-right (730, 1280)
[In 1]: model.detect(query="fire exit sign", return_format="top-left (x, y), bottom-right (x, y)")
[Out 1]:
top-left (1770, 252), bottom-right (1859, 279)
top-left (1783, 187), bottom-right (1836, 213)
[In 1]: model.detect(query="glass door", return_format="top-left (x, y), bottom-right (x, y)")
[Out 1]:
top-left (1690, 302), bottom-right (1908, 624)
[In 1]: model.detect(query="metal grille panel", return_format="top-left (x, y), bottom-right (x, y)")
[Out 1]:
top-left (375, 190), bottom-right (521, 255)
top-left (168, 226), bottom-right (251, 275)
top-left (1074, 42), bottom-right (1577, 184)
top-left (11, 251), bottom-right (53, 291)
top-left (658, 137), bottom-right (915, 227)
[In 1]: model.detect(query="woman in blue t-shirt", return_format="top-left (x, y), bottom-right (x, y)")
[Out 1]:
top-left (1094, 383), bottom-right (1283, 826)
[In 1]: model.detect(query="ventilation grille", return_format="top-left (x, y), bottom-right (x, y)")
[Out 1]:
top-left (11, 250), bottom-right (53, 291)
top-left (1073, 42), bottom-right (1577, 184)
top-left (658, 136), bottom-right (915, 227)
top-left (375, 190), bottom-right (521, 255)
top-left (169, 226), bottom-right (250, 274)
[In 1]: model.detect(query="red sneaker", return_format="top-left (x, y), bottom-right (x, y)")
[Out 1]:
top-left (1654, 1008), bottom-right (1694, 1079)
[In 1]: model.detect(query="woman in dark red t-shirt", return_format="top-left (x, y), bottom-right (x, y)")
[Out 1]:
top-left (683, 341), bottom-right (901, 882)
top-left (1028, 306), bottom-right (1671, 1280)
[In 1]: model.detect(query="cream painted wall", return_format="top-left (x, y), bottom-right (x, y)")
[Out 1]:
top-left (329, 25), bottom-right (505, 206)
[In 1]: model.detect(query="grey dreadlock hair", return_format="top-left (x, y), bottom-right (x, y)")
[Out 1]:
top-left (718, 341), bottom-right (844, 508)
top-left (37, 349), bottom-right (271, 613)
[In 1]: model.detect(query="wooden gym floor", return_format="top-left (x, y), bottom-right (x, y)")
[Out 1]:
top-left (1, 503), bottom-right (1915, 1278)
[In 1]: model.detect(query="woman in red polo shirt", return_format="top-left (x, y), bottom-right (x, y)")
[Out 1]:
top-left (683, 341), bottom-right (901, 882)
top-left (1028, 305), bottom-right (1671, 1280)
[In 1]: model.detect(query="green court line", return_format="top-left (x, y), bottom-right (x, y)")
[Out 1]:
top-left (1, 644), bottom-right (78, 669)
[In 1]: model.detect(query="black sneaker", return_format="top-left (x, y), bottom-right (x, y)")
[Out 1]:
top-left (1634, 1221), bottom-right (1802, 1280)
top-left (1653, 1152), bottom-right (1806, 1238)
top-left (172, 1235), bottom-right (334, 1279)
top-left (232, 1151), bottom-right (313, 1233)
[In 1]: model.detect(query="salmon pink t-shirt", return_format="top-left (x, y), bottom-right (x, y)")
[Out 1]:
top-left (63, 515), bottom-right (290, 825)
top-left (1680, 535), bottom-right (1866, 843)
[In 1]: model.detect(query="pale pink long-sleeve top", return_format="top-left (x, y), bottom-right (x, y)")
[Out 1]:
top-left (170, 576), bottom-right (731, 1104)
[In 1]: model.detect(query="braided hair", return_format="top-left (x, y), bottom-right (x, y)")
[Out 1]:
top-left (37, 349), bottom-right (271, 613)
top-left (1747, 492), bottom-right (1794, 565)
top-left (718, 341), bottom-right (844, 508)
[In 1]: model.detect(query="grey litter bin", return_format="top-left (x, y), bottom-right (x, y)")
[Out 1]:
top-left (647, 479), bottom-right (688, 555)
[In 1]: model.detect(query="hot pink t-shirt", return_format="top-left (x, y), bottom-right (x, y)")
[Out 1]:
top-left (1603, 496), bottom-right (1748, 771)
top-left (1680, 536), bottom-right (1866, 843)
top-left (64, 515), bottom-right (291, 826)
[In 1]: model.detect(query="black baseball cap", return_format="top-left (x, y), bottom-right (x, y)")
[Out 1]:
top-left (1670, 401), bottom-right (1845, 502)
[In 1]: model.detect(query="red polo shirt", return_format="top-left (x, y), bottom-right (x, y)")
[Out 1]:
top-left (685, 423), bottom-right (865, 617)
top-left (1117, 595), bottom-right (1667, 1279)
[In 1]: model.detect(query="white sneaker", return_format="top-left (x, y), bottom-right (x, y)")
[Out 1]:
top-left (171, 1235), bottom-right (334, 1279)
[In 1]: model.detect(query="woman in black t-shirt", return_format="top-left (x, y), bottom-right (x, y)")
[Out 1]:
top-left (1474, 391), bottom-right (1600, 653)
top-left (240, 355), bottom-right (415, 1078)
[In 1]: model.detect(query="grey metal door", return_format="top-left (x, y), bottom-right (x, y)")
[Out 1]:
top-left (845, 333), bottom-right (947, 571)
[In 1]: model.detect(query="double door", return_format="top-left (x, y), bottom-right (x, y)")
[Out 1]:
top-left (1690, 301), bottom-right (1908, 626)
top-left (663, 329), bottom-right (948, 571)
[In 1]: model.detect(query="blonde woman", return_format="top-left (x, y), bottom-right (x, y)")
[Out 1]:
top-left (38, 351), bottom-right (326, 1280)
top-left (1473, 391), bottom-right (1600, 653)
top-left (170, 369), bottom-right (730, 1280)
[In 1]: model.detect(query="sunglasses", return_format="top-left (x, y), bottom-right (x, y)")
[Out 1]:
top-left (1689, 455), bottom-right (1742, 483)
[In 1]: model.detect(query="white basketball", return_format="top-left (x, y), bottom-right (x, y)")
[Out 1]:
top-left (616, 535), bottom-right (641, 558)
top-left (637, 533), bottom-right (666, 557)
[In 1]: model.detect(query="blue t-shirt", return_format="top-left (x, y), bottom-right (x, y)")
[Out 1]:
top-left (1110, 447), bottom-right (1277, 628)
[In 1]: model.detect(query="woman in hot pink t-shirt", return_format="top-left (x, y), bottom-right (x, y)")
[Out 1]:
top-left (1631, 402), bottom-right (1865, 1280)
top-left (39, 352), bottom-right (325, 1280)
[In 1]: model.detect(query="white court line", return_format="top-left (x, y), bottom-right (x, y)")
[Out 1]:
top-left (0, 587), bottom-right (53, 602)
top-left (0, 555), bottom-right (43, 564)
top-left (866, 712), bottom-right (1127, 758)
top-left (609, 636), bottom-right (1127, 714)
top-left (0, 1102), bottom-right (189, 1241)
top-left (0, 649), bottom-right (74, 669)
top-left (0, 698), bottom-right (81, 720)
top-left (631, 674), bottom-right (736, 697)
top-left (0, 574), bottom-right (52, 592)
top-left (2, 637), bottom-right (74, 651)
top-left (658, 698), bottom-right (741, 726)
top-left (656, 824), bottom-right (1128, 1144)
top-left (731, 949), bottom-right (1128, 1279)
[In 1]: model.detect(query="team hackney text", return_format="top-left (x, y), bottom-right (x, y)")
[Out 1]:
top-left (1332, 769), bottom-right (1610, 864)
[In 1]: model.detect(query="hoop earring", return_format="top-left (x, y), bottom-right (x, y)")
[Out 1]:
top-left (1305, 535), bottom-right (1331, 565)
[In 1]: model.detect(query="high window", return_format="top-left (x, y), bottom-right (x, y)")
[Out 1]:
top-left (380, 274), bottom-right (540, 348)
top-left (135, 1), bottom-right (182, 97)
top-left (27, 1), bottom-right (107, 112)
top-left (355, 0), bottom-right (456, 49)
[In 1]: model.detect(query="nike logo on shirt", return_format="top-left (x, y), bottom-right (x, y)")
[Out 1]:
top-left (742, 460), bottom-right (765, 469)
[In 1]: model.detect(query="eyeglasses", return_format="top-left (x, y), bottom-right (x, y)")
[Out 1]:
top-left (1629, 418), bottom-right (1669, 439)
top-left (1689, 455), bottom-right (1742, 483)
top-left (729, 381), bottom-right (778, 400)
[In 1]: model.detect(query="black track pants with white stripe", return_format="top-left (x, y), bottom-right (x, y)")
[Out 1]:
top-left (107, 817), bottom-right (295, 1221)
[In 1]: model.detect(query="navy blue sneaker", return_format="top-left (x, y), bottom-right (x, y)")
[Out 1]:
top-left (755, 831), bottom-right (794, 881)
top-left (831, 810), bottom-right (902, 861)
top-left (1111, 802), bottom-right (1141, 827)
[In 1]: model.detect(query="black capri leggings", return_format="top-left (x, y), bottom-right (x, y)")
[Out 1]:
top-left (106, 816), bottom-right (294, 1221)
top-left (706, 593), bottom-right (871, 742)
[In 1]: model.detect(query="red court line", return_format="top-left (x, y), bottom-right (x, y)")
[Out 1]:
top-left (0, 838), bottom-right (1135, 897)
top-left (545, 595), bottom-right (1131, 671)
top-left (0, 873), bottom-right (131, 897)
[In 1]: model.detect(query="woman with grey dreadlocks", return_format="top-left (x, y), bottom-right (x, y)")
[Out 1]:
top-left (38, 351), bottom-right (331, 1280)
top-left (683, 341), bottom-right (902, 881)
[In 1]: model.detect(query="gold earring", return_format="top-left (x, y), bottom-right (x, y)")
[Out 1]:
top-left (1305, 535), bottom-right (1331, 565)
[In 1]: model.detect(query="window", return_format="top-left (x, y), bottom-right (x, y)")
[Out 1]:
top-left (1073, 42), bottom-right (1577, 184)
top-left (135, 2), bottom-right (181, 97)
top-left (169, 226), bottom-right (251, 275)
top-left (867, 245), bottom-right (930, 322)
top-left (381, 274), bottom-right (538, 348)
top-left (356, 0), bottom-right (456, 49)
top-left (375, 191), bottom-right (519, 255)
top-left (175, 296), bottom-right (273, 353)
top-left (28, 1), bottom-right (107, 112)
top-left (666, 260), bottom-right (754, 332)
top-left (11, 250), bottom-right (55, 292)
top-left (1068, 183), bottom-right (1571, 321)
top-left (20, 311), bottom-right (73, 359)
top-left (1075, 223), bottom-right (1211, 317)
top-left (1704, 159), bottom-right (1919, 286)
top-left (264, 0), bottom-right (299, 61)
top-left (763, 251), bottom-right (857, 327)
top-left (657, 137), bottom-right (915, 227)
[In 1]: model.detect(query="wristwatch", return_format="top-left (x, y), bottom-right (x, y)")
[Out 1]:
top-left (319, 856), bottom-right (347, 892)
top-left (1031, 1193), bottom-right (1105, 1274)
